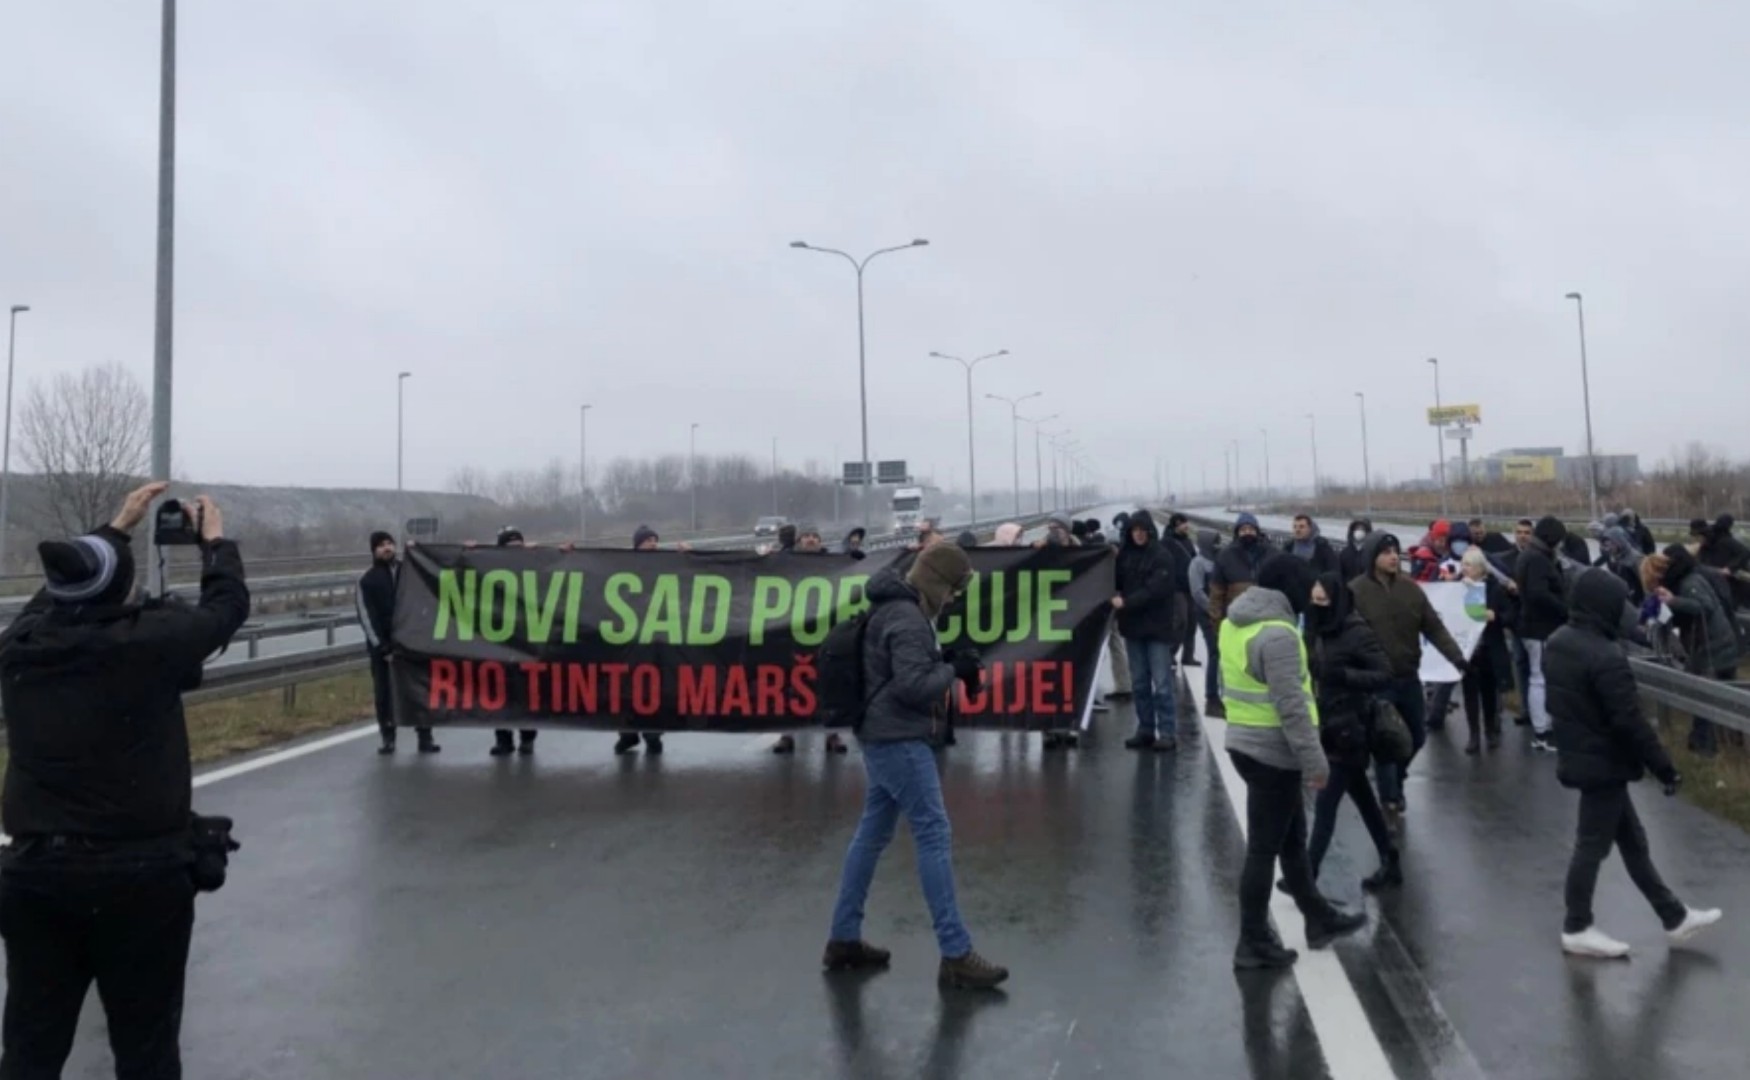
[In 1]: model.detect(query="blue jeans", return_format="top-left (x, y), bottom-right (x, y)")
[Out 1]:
top-left (829, 741), bottom-right (973, 958)
top-left (1374, 676), bottom-right (1428, 805)
top-left (1126, 637), bottom-right (1178, 739)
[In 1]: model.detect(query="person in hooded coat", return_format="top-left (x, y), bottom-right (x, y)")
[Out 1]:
top-left (1619, 508), bottom-right (1658, 557)
top-left (1113, 510), bottom-right (1184, 750)
top-left (841, 527), bottom-right (868, 559)
top-left (1221, 555), bottom-right (1368, 969)
top-left (1597, 527), bottom-right (1646, 604)
top-left (1301, 571), bottom-right (1399, 891)
top-left (358, 529), bottom-right (439, 754)
top-left (992, 522), bottom-right (1024, 547)
top-left (1187, 528), bottom-right (1223, 711)
top-left (1547, 568), bottom-right (1720, 958)
top-left (1698, 515), bottom-right (1750, 611)
top-left (1165, 514), bottom-right (1200, 666)
top-left (1210, 512), bottom-right (1270, 625)
top-left (1338, 519), bottom-right (1374, 583)
top-left (1650, 545), bottom-right (1741, 757)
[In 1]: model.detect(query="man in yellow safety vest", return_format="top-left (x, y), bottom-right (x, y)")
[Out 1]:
top-left (1221, 554), bottom-right (1368, 969)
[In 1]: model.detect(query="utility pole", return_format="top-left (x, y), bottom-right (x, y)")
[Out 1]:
top-left (1355, 392), bottom-right (1373, 515)
top-left (771, 436), bottom-right (779, 514)
top-left (1, 305), bottom-right (30, 573)
top-left (147, 0), bottom-right (177, 593)
top-left (1305, 413), bottom-right (1320, 505)
top-left (1428, 357), bottom-right (1448, 517)
top-left (579, 404), bottom-right (591, 541)
top-left (1566, 292), bottom-right (1601, 522)
top-left (396, 372), bottom-right (411, 491)
top-left (689, 422), bottom-right (700, 532)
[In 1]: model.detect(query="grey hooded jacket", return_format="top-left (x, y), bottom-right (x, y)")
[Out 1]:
top-left (1222, 587), bottom-right (1328, 779)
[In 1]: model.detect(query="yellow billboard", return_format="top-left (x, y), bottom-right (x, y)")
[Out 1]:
top-left (1500, 455), bottom-right (1556, 483)
top-left (1427, 404), bottom-right (1481, 426)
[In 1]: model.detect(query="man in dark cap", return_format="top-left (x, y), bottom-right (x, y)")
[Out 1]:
top-left (490, 528), bottom-right (539, 757)
top-left (0, 481), bottom-right (250, 1076)
top-left (358, 528), bottom-right (438, 754)
top-left (841, 527), bottom-right (867, 559)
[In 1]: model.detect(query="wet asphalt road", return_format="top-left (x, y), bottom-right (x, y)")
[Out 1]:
top-left (18, 552), bottom-right (1750, 1077)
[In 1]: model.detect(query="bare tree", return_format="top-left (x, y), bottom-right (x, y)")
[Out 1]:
top-left (19, 364), bottom-right (150, 537)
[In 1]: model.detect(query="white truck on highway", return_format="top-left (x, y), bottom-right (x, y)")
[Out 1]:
top-left (891, 486), bottom-right (928, 534)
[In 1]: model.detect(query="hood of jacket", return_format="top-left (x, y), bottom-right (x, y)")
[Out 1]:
top-left (1345, 518), bottom-right (1373, 549)
top-left (863, 564), bottom-right (920, 607)
top-left (1195, 528), bottom-right (1220, 560)
top-left (1234, 512), bottom-right (1261, 538)
top-left (1305, 571), bottom-right (1353, 636)
top-left (1226, 583), bottom-right (1296, 628)
top-left (1357, 529), bottom-right (1400, 577)
top-left (1569, 566), bottom-right (1628, 639)
top-left (1602, 526), bottom-right (1637, 559)
top-left (1534, 515), bottom-right (1569, 549)
top-left (1127, 509), bottom-right (1160, 547)
top-left (1662, 543), bottom-right (1699, 589)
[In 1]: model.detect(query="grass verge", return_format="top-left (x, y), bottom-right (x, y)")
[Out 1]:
top-left (1657, 715), bottom-right (1750, 832)
top-left (0, 672), bottom-right (375, 788)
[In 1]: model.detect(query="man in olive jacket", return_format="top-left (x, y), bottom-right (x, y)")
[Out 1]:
top-left (1347, 531), bottom-right (1467, 813)
top-left (1547, 568), bottom-right (1719, 958)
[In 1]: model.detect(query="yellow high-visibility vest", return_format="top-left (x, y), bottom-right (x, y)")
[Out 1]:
top-left (1219, 618), bottom-right (1319, 729)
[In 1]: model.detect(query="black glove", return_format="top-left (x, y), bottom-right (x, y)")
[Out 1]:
top-left (1660, 769), bottom-right (1682, 797)
top-left (948, 648), bottom-right (984, 689)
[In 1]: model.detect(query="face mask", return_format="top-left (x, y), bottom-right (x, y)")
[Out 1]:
top-left (1451, 540), bottom-right (1470, 557)
top-left (1350, 530), bottom-right (1367, 545)
top-left (1239, 533), bottom-right (1260, 548)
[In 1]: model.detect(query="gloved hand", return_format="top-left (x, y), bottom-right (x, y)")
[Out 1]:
top-left (1659, 768), bottom-right (1682, 796)
top-left (948, 648), bottom-right (984, 690)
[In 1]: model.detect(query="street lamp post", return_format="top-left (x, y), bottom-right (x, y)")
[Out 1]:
top-left (986, 391), bottom-right (1041, 519)
top-left (689, 422), bottom-right (700, 532)
top-left (1565, 292), bottom-right (1601, 522)
top-left (770, 436), bottom-right (779, 515)
top-left (396, 372), bottom-right (411, 491)
top-left (1427, 357), bottom-right (1448, 516)
top-left (790, 237), bottom-right (930, 529)
top-left (1021, 413), bottom-right (1059, 514)
top-left (1231, 439), bottom-right (1243, 504)
top-left (1259, 427), bottom-right (1271, 501)
top-left (1304, 413), bottom-right (1320, 505)
top-left (1355, 392), bottom-right (1373, 515)
top-left (579, 404), bottom-right (592, 541)
top-left (1, 304), bottom-right (30, 572)
top-left (931, 349), bottom-right (1007, 527)
top-left (147, 0), bottom-right (177, 592)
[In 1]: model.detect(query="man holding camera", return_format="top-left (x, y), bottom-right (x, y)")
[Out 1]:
top-left (0, 481), bottom-right (250, 1077)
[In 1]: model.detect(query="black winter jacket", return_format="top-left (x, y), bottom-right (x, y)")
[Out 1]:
top-left (856, 566), bottom-right (957, 744)
top-left (1305, 597), bottom-right (1393, 770)
top-left (357, 559), bottom-right (398, 654)
top-left (1337, 519), bottom-right (1374, 583)
top-left (0, 539), bottom-right (251, 839)
top-left (1211, 530), bottom-right (1271, 622)
top-left (1514, 523), bottom-right (1569, 641)
top-left (1548, 568), bottom-right (1674, 791)
top-left (1114, 510), bottom-right (1182, 643)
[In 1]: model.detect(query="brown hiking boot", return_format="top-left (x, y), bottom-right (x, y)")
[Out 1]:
top-left (822, 940), bottom-right (891, 971)
top-left (938, 950), bottom-right (1009, 990)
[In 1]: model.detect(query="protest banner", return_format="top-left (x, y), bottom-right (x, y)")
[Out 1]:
top-left (390, 545), bottom-right (1115, 732)
top-left (1418, 580), bottom-right (1490, 683)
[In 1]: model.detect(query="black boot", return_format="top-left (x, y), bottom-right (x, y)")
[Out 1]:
top-left (642, 732), bottom-right (664, 755)
top-left (1362, 852), bottom-right (1404, 893)
top-left (491, 730), bottom-right (515, 757)
top-left (772, 734), bottom-right (797, 755)
top-left (1305, 905), bottom-right (1368, 950)
top-left (417, 729), bottom-right (441, 754)
top-left (1234, 929), bottom-right (1298, 970)
top-left (614, 732), bottom-right (641, 755)
top-left (1124, 732), bottom-right (1157, 751)
top-left (518, 730), bottom-right (537, 755)
top-left (377, 735), bottom-right (396, 755)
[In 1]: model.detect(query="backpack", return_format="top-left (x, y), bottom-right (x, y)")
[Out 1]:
top-left (815, 602), bottom-right (891, 731)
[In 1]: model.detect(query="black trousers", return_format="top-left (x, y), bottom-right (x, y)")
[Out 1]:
top-left (1230, 752), bottom-right (1327, 937)
top-left (0, 857), bottom-right (195, 1079)
top-left (370, 651), bottom-right (431, 745)
top-left (1306, 761), bottom-right (1395, 878)
top-left (1564, 783), bottom-right (1685, 935)
top-left (1461, 639), bottom-right (1501, 738)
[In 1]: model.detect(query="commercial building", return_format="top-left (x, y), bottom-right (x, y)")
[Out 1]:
top-left (1443, 447), bottom-right (1641, 486)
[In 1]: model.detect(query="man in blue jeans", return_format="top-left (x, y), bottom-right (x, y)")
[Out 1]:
top-left (1113, 510), bottom-right (1185, 751)
top-left (824, 543), bottom-right (1009, 990)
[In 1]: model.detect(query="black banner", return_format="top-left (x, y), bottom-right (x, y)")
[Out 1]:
top-left (390, 545), bottom-right (1114, 732)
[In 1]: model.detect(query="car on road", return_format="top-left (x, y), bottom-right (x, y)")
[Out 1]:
top-left (754, 515), bottom-right (789, 537)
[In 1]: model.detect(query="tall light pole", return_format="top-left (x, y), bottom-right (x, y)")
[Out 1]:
top-left (1259, 427), bottom-right (1271, 501)
top-left (578, 404), bottom-right (592, 541)
top-left (770, 435), bottom-right (779, 515)
top-left (1355, 391), bottom-right (1373, 515)
top-left (986, 391), bottom-right (1040, 518)
top-left (1, 304), bottom-right (30, 572)
top-left (689, 422), bottom-right (700, 532)
top-left (147, 0), bottom-right (177, 592)
top-left (1565, 292), bottom-right (1600, 521)
top-left (396, 372), bottom-right (411, 491)
top-left (1427, 357), bottom-right (1448, 516)
top-left (1021, 412), bottom-right (1059, 514)
top-left (789, 237), bottom-right (930, 529)
top-left (931, 349), bottom-right (1007, 526)
top-left (1304, 413), bottom-right (1320, 505)
top-left (1048, 434), bottom-right (1074, 511)
top-left (1231, 439), bottom-right (1243, 504)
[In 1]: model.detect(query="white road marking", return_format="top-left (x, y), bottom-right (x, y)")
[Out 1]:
top-left (193, 723), bottom-right (378, 788)
top-left (1187, 665), bottom-right (1400, 1079)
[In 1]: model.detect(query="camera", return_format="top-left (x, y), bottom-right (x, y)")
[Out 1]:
top-left (153, 498), bottom-right (203, 546)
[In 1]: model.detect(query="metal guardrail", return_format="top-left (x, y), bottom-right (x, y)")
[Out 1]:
top-left (185, 643), bottom-right (370, 706)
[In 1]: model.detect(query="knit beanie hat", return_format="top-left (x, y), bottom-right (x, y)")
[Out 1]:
top-left (1256, 552), bottom-right (1315, 615)
top-left (370, 530), bottom-right (395, 552)
top-left (632, 525), bottom-right (659, 549)
top-left (39, 530), bottom-right (135, 606)
top-left (496, 526), bottom-right (525, 547)
top-left (907, 543), bottom-right (972, 614)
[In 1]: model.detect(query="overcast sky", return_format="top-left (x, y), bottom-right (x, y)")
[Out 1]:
top-left (4, 1), bottom-right (1748, 498)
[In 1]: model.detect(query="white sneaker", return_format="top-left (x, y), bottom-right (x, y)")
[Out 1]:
top-left (1561, 926), bottom-right (1631, 959)
top-left (1668, 907), bottom-right (1722, 945)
